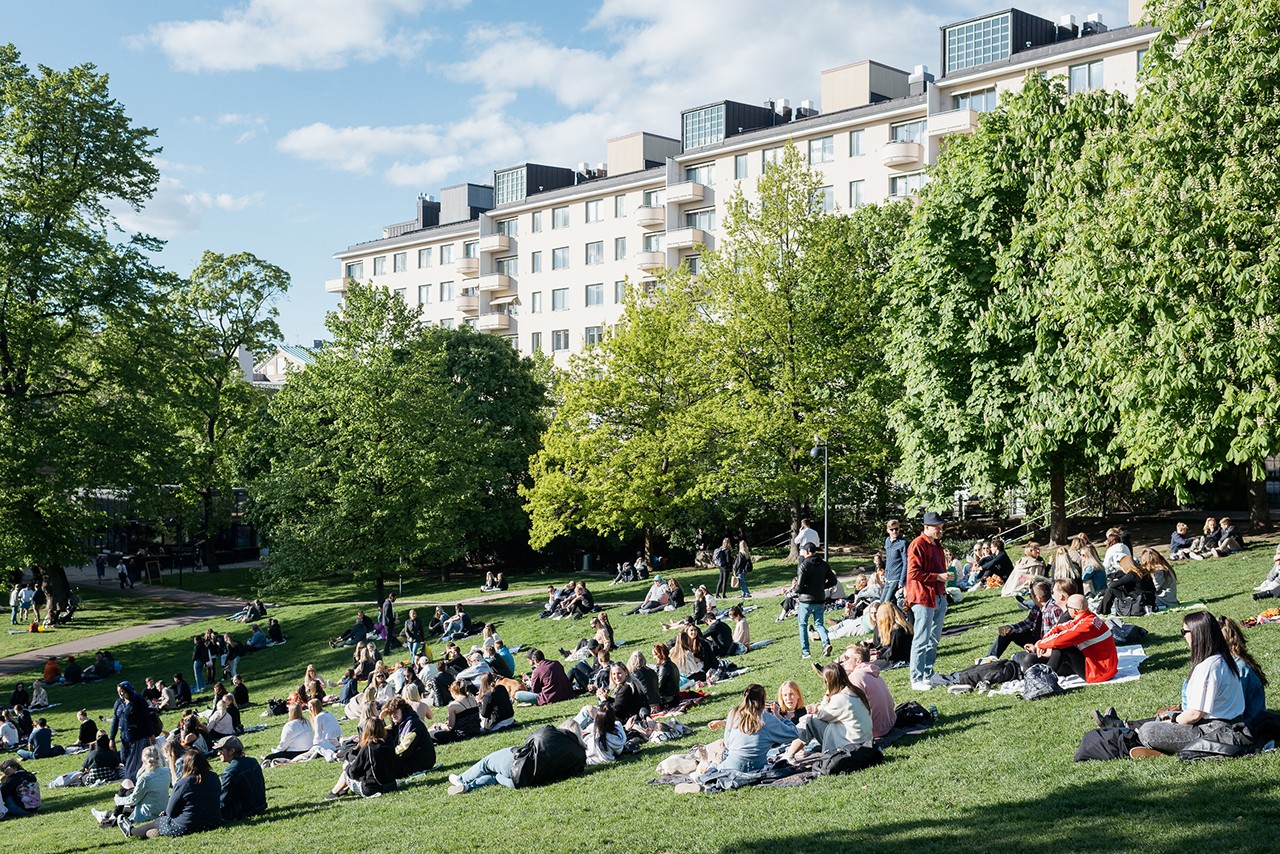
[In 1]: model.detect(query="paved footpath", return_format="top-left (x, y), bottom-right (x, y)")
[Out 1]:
top-left (0, 563), bottom-right (248, 678)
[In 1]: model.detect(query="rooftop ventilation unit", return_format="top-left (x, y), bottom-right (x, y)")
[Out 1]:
top-left (1082, 12), bottom-right (1107, 35)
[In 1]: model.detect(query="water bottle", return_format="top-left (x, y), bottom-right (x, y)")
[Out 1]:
top-left (929, 705), bottom-right (938, 722)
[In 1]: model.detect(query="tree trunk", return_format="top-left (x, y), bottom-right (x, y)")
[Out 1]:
top-left (1048, 451), bottom-right (1067, 546)
top-left (1250, 472), bottom-right (1273, 532)
top-left (375, 568), bottom-right (385, 605)
top-left (202, 490), bottom-right (221, 573)
top-left (41, 564), bottom-right (72, 620)
top-left (787, 499), bottom-right (802, 562)
top-left (644, 527), bottom-right (652, 562)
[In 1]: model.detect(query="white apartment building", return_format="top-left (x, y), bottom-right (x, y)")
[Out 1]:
top-left (325, 4), bottom-right (1156, 364)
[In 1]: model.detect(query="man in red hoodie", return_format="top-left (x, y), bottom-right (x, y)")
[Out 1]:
top-left (1019, 594), bottom-right (1118, 683)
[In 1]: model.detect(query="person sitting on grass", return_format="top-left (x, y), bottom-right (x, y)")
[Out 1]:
top-left (1188, 517), bottom-right (1220, 560)
top-left (626, 651), bottom-right (661, 709)
top-left (766, 681), bottom-right (807, 725)
top-left (212, 735), bottom-right (266, 823)
top-left (1099, 555), bottom-right (1155, 616)
top-left (1126, 611), bottom-right (1245, 758)
top-left (326, 717), bottom-right (395, 800)
top-left (561, 613), bottom-right (615, 662)
top-left (480, 571), bottom-right (499, 592)
top-left (670, 625), bottom-right (718, 684)
top-left (0, 711), bottom-right (18, 751)
top-left (171, 673), bottom-right (192, 709)
top-left (262, 704), bottom-right (312, 765)
top-left (0, 757), bottom-right (41, 819)
top-left (651, 643), bottom-right (681, 708)
top-left (478, 673), bottom-right (515, 733)
top-left (1218, 616), bottom-right (1268, 726)
top-left (246, 624), bottom-right (269, 650)
top-left (428, 680), bottom-right (481, 744)
top-left (1140, 548), bottom-right (1179, 610)
top-left (1015, 594), bottom-right (1117, 683)
top-left (568, 644), bottom-right (613, 694)
top-left (81, 732), bottom-right (122, 786)
top-left (513, 649), bottom-right (574, 707)
top-left (561, 581), bottom-right (596, 619)
top-left (27, 681), bottom-right (48, 711)
top-left (728, 604), bottom-right (751, 656)
top-left (682, 683), bottom-right (799, 789)
top-left (626, 576), bottom-right (670, 617)
top-left (17, 717), bottom-right (63, 761)
top-left (74, 709), bottom-right (98, 748)
top-left (91, 744), bottom-right (168, 829)
top-left (231, 674), bottom-right (249, 708)
top-left (440, 604), bottom-right (472, 641)
top-left (1213, 517), bottom-right (1243, 557)
top-left (266, 617), bottom-right (285, 645)
top-left (989, 581), bottom-right (1058, 660)
top-left (837, 642), bottom-right (897, 740)
top-left (206, 695), bottom-right (239, 740)
top-left (121, 747), bottom-right (222, 839)
top-left (331, 610), bottom-right (374, 648)
top-left (384, 695), bottom-right (435, 778)
top-left (1252, 544), bottom-right (1280, 600)
top-left (871, 601), bottom-right (913, 667)
top-left (781, 664), bottom-right (873, 761)
top-left (40, 657), bottom-right (61, 686)
top-left (1169, 522), bottom-right (1194, 561)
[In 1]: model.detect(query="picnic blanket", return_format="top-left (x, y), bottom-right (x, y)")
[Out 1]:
top-left (650, 689), bottom-right (709, 718)
top-left (982, 644), bottom-right (1149, 695)
top-left (1242, 608), bottom-right (1280, 628)
top-left (940, 622), bottom-right (979, 638)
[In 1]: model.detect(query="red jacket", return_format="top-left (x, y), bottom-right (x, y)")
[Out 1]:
top-left (1037, 610), bottom-right (1118, 683)
top-left (905, 534), bottom-right (947, 609)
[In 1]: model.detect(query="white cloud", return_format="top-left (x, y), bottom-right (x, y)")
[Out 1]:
top-left (112, 175), bottom-right (264, 238)
top-left (142, 0), bottom-right (452, 72)
top-left (274, 1), bottom-right (1131, 191)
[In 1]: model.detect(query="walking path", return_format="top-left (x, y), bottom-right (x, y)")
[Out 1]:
top-left (0, 563), bottom-right (247, 678)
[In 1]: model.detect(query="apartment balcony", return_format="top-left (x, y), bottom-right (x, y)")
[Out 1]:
top-left (666, 228), bottom-right (709, 251)
top-left (476, 313), bottom-right (512, 332)
top-left (456, 294), bottom-right (480, 312)
top-left (455, 257), bottom-right (480, 277)
top-left (665, 181), bottom-right (707, 205)
top-left (928, 108), bottom-right (980, 137)
top-left (633, 206), bottom-right (665, 228)
top-left (324, 277), bottom-right (348, 294)
top-left (479, 234), bottom-right (512, 254)
top-left (477, 273), bottom-right (515, 292)
top-left (882, 140), bottom-right (923, 169)
top-left (636, 251), bottom-right (666, 272)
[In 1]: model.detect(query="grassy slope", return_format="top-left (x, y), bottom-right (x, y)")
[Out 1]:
top-left (6, 548), bottom-right (1280, 854)
top-left (0, 588), bottom-right (189, 657)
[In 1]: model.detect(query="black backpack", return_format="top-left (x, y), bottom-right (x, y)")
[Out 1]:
top-left (1177, 722), bottom-right (1255, 761)
top-left (1021, 664), bottom-right (1062, 701)
top-left (1074, 726), bottom-right (1141, 762)
top-left (815, 744), bottom-right (884, 776)
top-left (509, 725), bottom-right (586, 789)
top-left (148, 707), bottom-right (164, 738)
top-left (893, 701), bottom-right (934, 728)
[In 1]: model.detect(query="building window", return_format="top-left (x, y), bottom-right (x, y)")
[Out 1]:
top-left (643, 189), bottom-right (664, 207)
top-left (685, 163), bottom-right (715, 186)
top-left (944, 12), bottom-right (1011, 75)
top-left (496, 255), bottom-right (518, 276)
top-left (808, 136), bottom-right (834, 163)
top-left (614, 194), bottom-right (626, 217)
top-left (552, 288), bottom-right (569, 311)
top-left (890, 173), bottom-right (925, 197)
top-left (849, 129), bottom-right (864, 157)
top-left (643, 232), bottom-right (664, 252)
top-left (345, 261), bottom-right (364, 280)
top-left (1137, 47), bottom-right (1148, 72)
top-left (494, 167), bottom-right (526, 206)
top-left (393, 287), bottom-right (407, 302)
top-left (552, 247), bottom-right (569, 270)
top-left (614, 237), bottom-right (627, 261)
top-left (373, 256), bottom-right (386, 275)
top-left (891, 120), bottom-right (927, 144)
top-left (419, 284), bottom-right (433, 305)
top-left (531, 292), bottom-right (542, 314)
top-left (531, 331), bottom-right (542, 353)
top-left (762, 146), bottom-right (782, 171)
top-left (686, 255), bottom-right (701, 275)
top-left (552, 206), bottom-right (569, 229)
top-left (440, 318), bottom-right (455, 329)
top-left (393, 252), bottom-right (406, 273)
top-left (1069, 60), bottom-right (1104, 94)
top-left (585, 241), bottom-right (604, 266)
top-left (531, 211), bottom-right (542, 233)
top-left (440, 244), bottom-right (453, 264)
top-left (734, 153), bottom-right (748, 180)
top-left (614, 280), bottom-right (626, 303)
top-left (417, 248), bottom-right (431, 268)
top-left (682, 104), bottom-right (725, 150)
top-left (585, 199), bottom-right (602, 222)
top-left (584, 326), bottom-right (603, 346)
top-left (814, 186), bottom-right (835, 213)
top-left (439, 281), bottom-right (454, 302)
top-left (531, 251), bottom-right (542, 273)
top-left (585, 283), bottom-right (604, 306)
top-left (849, 180), bottom-right (865, 209)
top-left (685, 208), bottom-right (715, 231)
top-left (463, 240), bottom-right (478, 259)
top-left (496, 217), bottom-right (518, 237)
top-left (552, 329), bottom-right (570, 351)
top-left (952, 87), bottom-right (998, 113)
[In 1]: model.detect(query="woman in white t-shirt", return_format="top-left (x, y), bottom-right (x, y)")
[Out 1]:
top-left (1132, 611), bottom-right (1244, 757)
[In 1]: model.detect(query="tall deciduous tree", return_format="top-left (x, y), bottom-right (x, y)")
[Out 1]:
top-left (886, 74), bottom-right (1130, 543)
top-left (0, 46), bottom-right (166, 609)
top-left (249, 284), bottom-right (544, 597)
top-left (1076, 0), bottom-right (1280, 528)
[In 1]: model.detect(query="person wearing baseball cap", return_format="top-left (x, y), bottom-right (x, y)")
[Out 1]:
top-left (212, 735), bottom-right (267, 822)
top-left (906, 511), bottom-right (952, 691)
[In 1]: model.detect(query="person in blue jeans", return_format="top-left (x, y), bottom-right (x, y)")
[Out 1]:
top-left (906, 511), bottom-right (952, 691)
top-left (447, 745), bottom-right (517, 793)
top-left (795, 542), bottom-right (836, 660)
top-left (880, 520), bottom-right (907, 603)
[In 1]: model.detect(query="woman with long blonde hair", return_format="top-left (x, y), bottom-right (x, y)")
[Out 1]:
top-left (1140, 547), bottom-right (1178, 610)
top-left (782, 663), bottom-right (873, 759)
top-left (873, 601), bottom-right (912, 665)
top-left (717, 683), bottom-right (799, 773)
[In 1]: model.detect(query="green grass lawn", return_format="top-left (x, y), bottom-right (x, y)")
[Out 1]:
top-left (0, 588), bottom-right (190, 657)
top-left (5, 544), bottom-right (1280, 853)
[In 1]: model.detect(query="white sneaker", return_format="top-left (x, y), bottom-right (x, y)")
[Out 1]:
top-left (447, 784), bottom-right (466, 796)
top-left (448, 774), bottom-right (462, 787)
top-left (91, 808), bottom-right (109, 823)
top-left (910, 681), bottom-right (934, 691)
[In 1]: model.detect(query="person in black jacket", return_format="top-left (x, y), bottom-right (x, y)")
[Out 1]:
top-left (379, 593), bottom-right (399, 654)
top-left (651, 643), bottom-right (680, 708)
top-left (403, 609), bottom-right (425, 660)
top-left (975, 538), bottom-right (1015, 584)
top-left (327, 718), bottom-right (396, 799)
top-left (1099, 556), bottom-right (1156, 616)
top-left (795, 542), bottom-right (837, 660)
top-left (702, 613), bottom-right (735, 660)
top-left (713, 538), bottom-right (733, 599)
top-left (212, 735), bottom-right (266, 823)
top-left (384, 696), bottom-right (435, 778)
top-left (478, 673), bottom-right (515, 733)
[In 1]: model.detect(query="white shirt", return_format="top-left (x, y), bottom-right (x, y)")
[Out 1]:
top-left (1102, 543), bottom-right (1131, 575)
top-left (1184, 654), bottom-right (1244, 721)
top-left (795, 527), bottom-right (821, 548)
top-left (0, 720), bottom-right (17, 747)
top-left (311, 711), bottom-right (342, 751)
top-left (275, 718), bottom-right (314, 753)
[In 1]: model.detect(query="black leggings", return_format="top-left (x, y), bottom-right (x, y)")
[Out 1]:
top-left (1016, 647), bottom-right (1086, 680)
top-left (715, 567), bottom-right (730, 598)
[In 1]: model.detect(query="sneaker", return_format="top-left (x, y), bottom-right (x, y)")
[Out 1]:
top-left (1189, 552), bottom-right (1203, 560)
top-left (1090, 709), bottom-right (1106, 728)
top-left (800, 652), bottom-right (811, 660)
top-left (91, 808), bottom-right (109, 823)
top-left (558, 648), bottom-right (571, 659)
top-left (811, 662), bottom-right (823, 676)
top-left (910, 681), bottom-right (934, 692)
top-left (324, 791), bottom-right (343, 800)
top-left (118, 817), bottom-right (132, 838)
top-left (447, 784), bottom-right (466, 795)
top-left (448, 774), bottom-right (462, 787)
top-left (821, 644), bottom-right (833, 658)
top-left (1128, 746), bottom-right (1164, 759)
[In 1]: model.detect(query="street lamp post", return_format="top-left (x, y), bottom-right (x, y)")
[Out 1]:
top-left (810, 435), bottom-right (828, 563)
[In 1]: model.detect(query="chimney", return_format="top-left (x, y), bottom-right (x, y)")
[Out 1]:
top-left (1057, 14), bottom-right (1079, 41)
top-left (1082, 13), bottom-right (1108, 35)
top-left (908, 64), bottom-right (933, 96)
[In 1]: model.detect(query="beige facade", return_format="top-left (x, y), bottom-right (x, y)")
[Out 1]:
top-left (327, 7), bottom-right (1155, 365)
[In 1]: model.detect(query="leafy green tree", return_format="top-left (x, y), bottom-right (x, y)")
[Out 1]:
top-left (249, 284), bottom-right (544, 596)
top-left (886, 74), bottom-right (1130, 543)
top-left (0, 46), bottom-right (167, 609)
top-left (1072, 0), bottom-right (1280, 528)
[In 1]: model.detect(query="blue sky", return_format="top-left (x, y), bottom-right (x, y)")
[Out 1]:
top-left (5, 0), bottom-right (1130, 346)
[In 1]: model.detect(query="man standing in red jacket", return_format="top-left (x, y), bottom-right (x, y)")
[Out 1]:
top-left (1017, 594), bottom-right (1118, 683)
top-left (906, 511), bottom-right (952, 691)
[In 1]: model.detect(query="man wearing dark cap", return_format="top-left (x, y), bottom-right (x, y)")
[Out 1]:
top-left (795, 541), bottom-right (837, 659)
top-left (906, 511), bottom-right (952, 691)
top-left (213, 735), bottom-right (267, 822)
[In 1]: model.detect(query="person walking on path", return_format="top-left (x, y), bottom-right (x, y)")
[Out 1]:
top-left (906, 511), bottom-right (952, 692)
top-left (116, 557), bottom-right (133, 590)
top-left (796, 541), bottom-right (837, 660)
top-left (380, 593), bottom-right (399, 656)
top-left (880, 520), bottom-right (907, 604)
